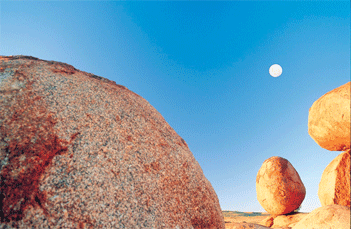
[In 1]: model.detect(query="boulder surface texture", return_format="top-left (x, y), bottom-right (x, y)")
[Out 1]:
top-left (271, 212), bottom-right (308, 228)
top-left (292, 204), bottom-right (350, 229)
top-left (0, 56), bottom-right (225, 228)
top-left (308, 82), bottom-right (351, 151)
top-left (318, 150), bottom-right (350, 207)
top-left (256, 156), bottom-right (306, 215)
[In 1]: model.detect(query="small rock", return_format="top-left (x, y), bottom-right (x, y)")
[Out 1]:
top-left (256, 156), bottom-right (306, 215)
top-left (272, 212), bottom-right (308, 228)
top-left (292, 204), bottom-right (350, 229)
top-left (318, 150), bottom-right (350, 207)
top-left (308, 82), bottom-right (351, 151)
top-left (260, 216), bottom-right (274, 227)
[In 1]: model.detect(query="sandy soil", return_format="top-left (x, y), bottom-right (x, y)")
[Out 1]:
top-left (223, 211), bottom-right (271, 224)
top-left (223, 211), bottom-right (310, 229)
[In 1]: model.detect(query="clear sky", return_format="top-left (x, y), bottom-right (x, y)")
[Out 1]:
top-left (1, 1), bottom-right (350, 213)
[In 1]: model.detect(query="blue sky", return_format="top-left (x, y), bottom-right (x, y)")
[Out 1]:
top-left (1, 1), bottom-right (349, 213)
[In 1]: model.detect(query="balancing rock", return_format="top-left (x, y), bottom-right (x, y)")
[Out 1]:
top-left (0, 56), bottom-right (225, 228)
top-left (318, 150), bottom-right (350, 207)
top-left (256, 156), bottom-right (306, 215)
top-left (308, 82), bottom-right (351, 151)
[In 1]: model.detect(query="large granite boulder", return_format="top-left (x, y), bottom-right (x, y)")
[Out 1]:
top-left (256, 156), bottom-right (306, 215)
top-left (318, 150), bottom-right (350, 207)
top-left (0, 56), bottom-right (225, 228)
top-left (292, 204), bottom-right (350, 229)
top-left (308, 82), bottom-right (350, 151)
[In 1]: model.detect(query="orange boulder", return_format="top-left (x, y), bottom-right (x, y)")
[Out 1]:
top-left (318, 150), bottom-right (350, 207)
top-left (308, 82), bottom-right (350, 151)
top-left (292, 204), bottom-right (350, 229)
top-left (256, 156), bottom-right (306, 215)
top-left (272, 212), bottom-right (308, 228)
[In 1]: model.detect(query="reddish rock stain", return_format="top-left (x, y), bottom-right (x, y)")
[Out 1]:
top-left (1, 56), bottom-right (225, 228)
top-left (190, 186), bottom-right (219, 229)
top-left (51, 68), bottom-right (76, 75)
top-left (0, 72), bottom-right (79, 223)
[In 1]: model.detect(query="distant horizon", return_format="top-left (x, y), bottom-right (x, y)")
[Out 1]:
top-left (1, 1), bottom-right (350, 213)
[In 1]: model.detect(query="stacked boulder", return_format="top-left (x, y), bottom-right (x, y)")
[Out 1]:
top-left (308, 81), bottom-right (351, 208)
top-left (308, 82), bottom-right (350, 152)
top-left (318, 150), bottom-right (350, 207)
top-left (256, 82), bottom-right (350, 229)
top-left (291, 81), bottom-right (351, 229)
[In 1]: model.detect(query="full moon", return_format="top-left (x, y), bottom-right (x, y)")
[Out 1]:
top-left (269, 64), bottom-right (282, 77)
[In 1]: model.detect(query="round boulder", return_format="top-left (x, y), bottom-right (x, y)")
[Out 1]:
top-left (308, 82), bottom-right (350, 151)
top-left (318, 150), bottom-right (350, 207)
top-left (256, 156), bottom-right (306, 215)
top-left (292, 204), bottom-right (350, 229)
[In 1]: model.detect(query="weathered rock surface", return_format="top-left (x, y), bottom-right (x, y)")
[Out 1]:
top-left (271, 213), bottom-right (308, 228)
top-left (256, 157), bottom-right (306, 215)
top-left (308, 82), bottom-right (351, 151)
top-left (318, 150), bottom-right (350, 207)
top-left (0, 56), bottom-right (225, 228)
top-left (292, 204), bottom-right (350, 229)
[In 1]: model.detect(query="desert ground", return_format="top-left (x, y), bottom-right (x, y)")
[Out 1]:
top-left (223, 211), bottom-right (271, 224)
top-left (222, 210), bottom-right (312, 228)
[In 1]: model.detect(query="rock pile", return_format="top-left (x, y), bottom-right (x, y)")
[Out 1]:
top-left (307, 82), bottom-right (350, 229)
top-left (0, 56), bottom-right (225, 228)
top-left (254, 81), bottom-right (350, 229)
top-left (308, 82), bottom-right (350, 208)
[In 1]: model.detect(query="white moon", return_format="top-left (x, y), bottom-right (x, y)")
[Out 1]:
top-left (269, 64), bottom-right (282, 77)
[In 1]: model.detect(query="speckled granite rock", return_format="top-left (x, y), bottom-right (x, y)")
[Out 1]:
top-left (256, 157), bottom-right (306, 215)
top-left (0, 56), bottom-right (225, 229)
top-left (318, 150), bottom-right (350, 207)
top-left (308, 82), bottom-right (350, 151)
